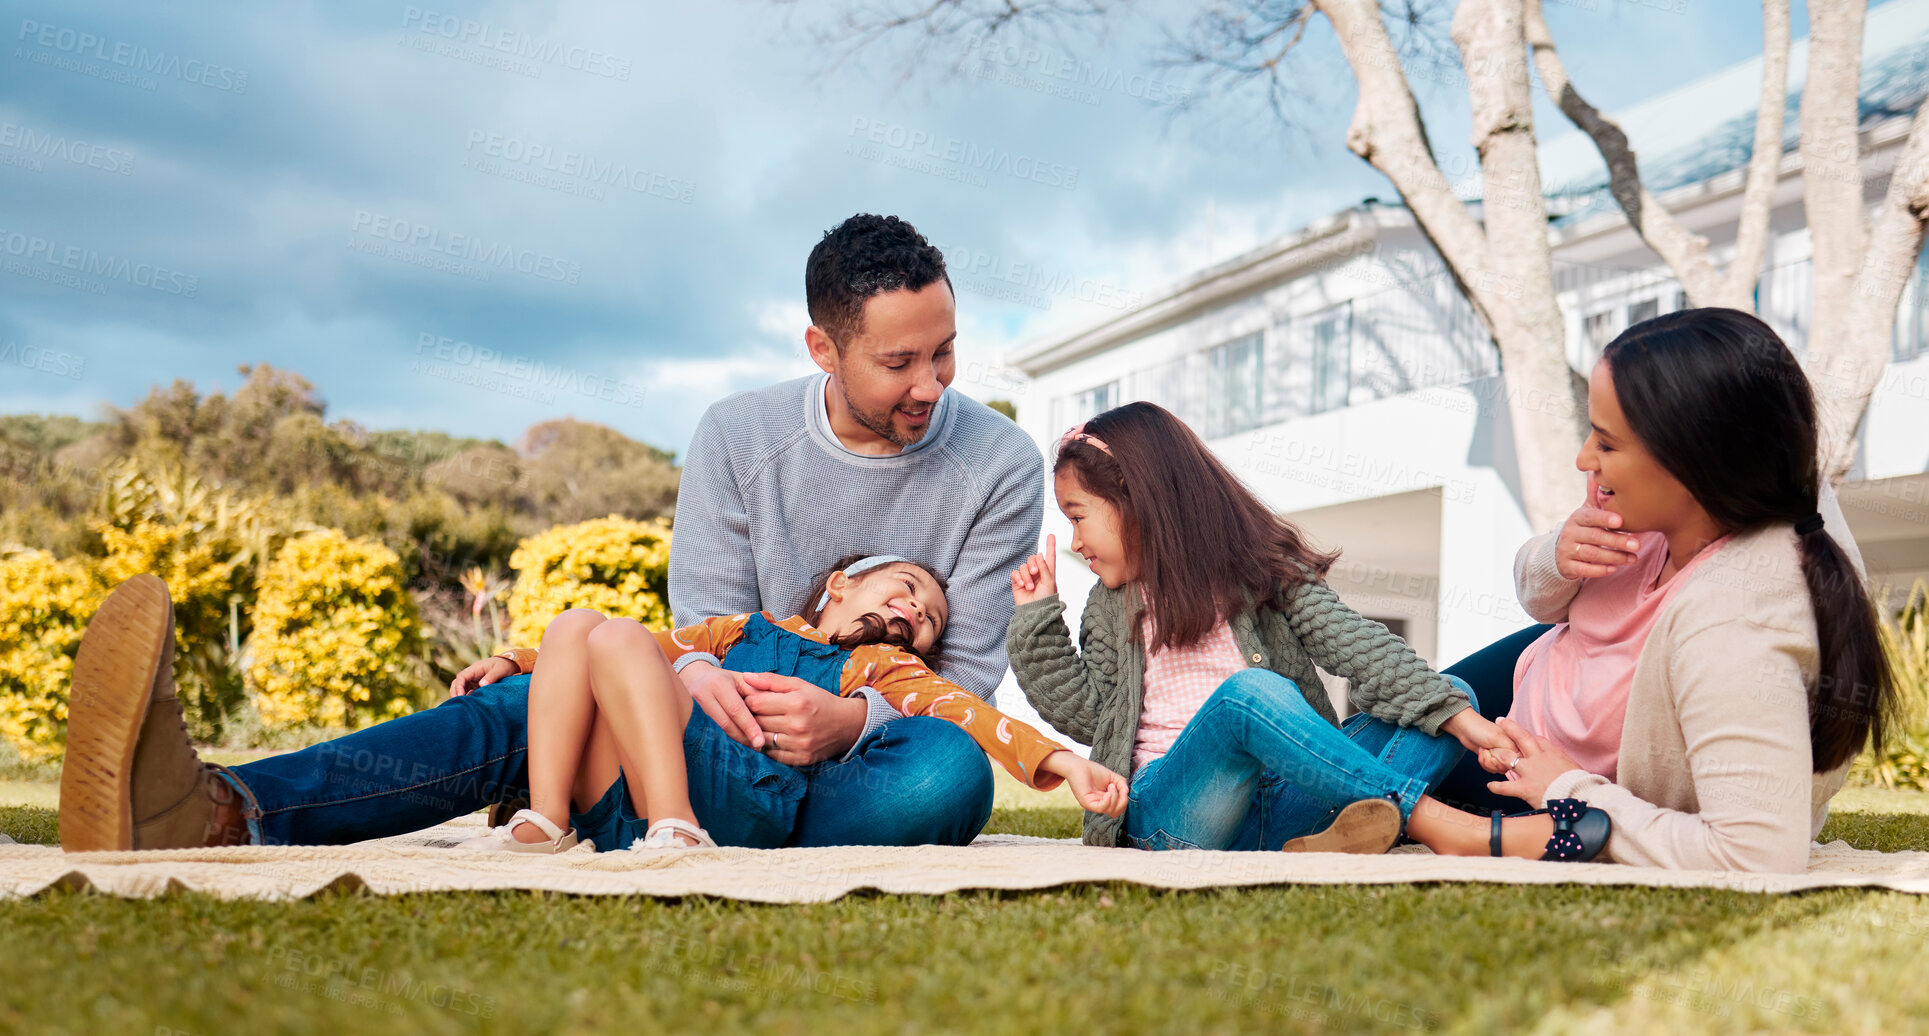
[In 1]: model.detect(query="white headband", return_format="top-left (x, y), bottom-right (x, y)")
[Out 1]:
top-left (815, 554), bottom-right (911, 612)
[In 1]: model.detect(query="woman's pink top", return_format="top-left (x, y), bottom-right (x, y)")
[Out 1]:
top-left (1135, 610), bottom-right (1250, 770)
top-left (1508, 531), bottom-right (1731, 780)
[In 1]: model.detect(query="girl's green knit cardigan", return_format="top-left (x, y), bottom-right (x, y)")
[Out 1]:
top-left (1006, 578), bottom-right (1471, 846)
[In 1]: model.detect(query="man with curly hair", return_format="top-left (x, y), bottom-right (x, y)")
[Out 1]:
top-left (59, 214), bottom-right (1044, 851)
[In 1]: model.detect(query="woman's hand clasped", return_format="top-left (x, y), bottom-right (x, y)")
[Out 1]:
top-left (1441, 708), bottom-right (1522, 773)
top-left (1485, 717), bottom-right (1584, 809)
top-left (1010, 533), bottom-right (1061, 607)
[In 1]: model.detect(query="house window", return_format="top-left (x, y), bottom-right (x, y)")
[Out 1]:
top-left (1627, 297), bottom-right (1659, 326)
top-left (1583, 309), bottom-right (1617, 357)
top-left (1900, 247), bottom-right (1929, 362)
top-left (1309, 304), bottom-right (1352, 414)
top-left (1204, 332), bottom-right (1264, 438)
top-left (1052, 380), bottom-right (1118, 432)
top-left (1074, 380), bottom-right (1118, 421)
top-left (1130, 357), bottom-right (1190, 425)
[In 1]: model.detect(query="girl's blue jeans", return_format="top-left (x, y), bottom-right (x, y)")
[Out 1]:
top-left (1122, 668), bottom-right (1476, 851)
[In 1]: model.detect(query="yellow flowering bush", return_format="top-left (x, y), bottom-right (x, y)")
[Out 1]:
top-left (507, 516), bottom-right (672, 647)
top-left (246, 530), bottom-right (425, 730)
top-left (0, 549), bottom-right (105, 761)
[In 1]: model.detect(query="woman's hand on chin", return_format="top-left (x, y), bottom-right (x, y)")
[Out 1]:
top-left (1556, 486), bottom-right (1644, 580)
top-left (1485, 717), bottom-right (1583, 809)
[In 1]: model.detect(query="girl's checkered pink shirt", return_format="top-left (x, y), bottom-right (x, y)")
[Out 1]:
top-left (1133, 608), bottom-right (1250, 769)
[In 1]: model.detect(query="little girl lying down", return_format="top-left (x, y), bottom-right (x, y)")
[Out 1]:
top-left (461, 553), bottom-right (1128, 852)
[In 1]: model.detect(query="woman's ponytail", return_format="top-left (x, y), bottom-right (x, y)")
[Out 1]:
top-left (1799, 523), bottom-right (1896, 770)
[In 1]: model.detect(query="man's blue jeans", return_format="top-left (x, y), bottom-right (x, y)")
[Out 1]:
top-left (227, 675), bottom-right (993, 847)
top-left (1123, 669), bottom-right (1476, 851)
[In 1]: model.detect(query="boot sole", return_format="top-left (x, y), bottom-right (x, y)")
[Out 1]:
top-left (58, 574), bottom-right (173, 852)
top-left (1279, 798), bottom-right (1401, 855)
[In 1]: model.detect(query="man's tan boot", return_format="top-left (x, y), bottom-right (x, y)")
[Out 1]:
top-left (59, 574), bottom-right (249, 852)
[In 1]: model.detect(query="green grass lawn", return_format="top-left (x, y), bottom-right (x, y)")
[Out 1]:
top-left (4, 772), bottom-right (1929, 1033)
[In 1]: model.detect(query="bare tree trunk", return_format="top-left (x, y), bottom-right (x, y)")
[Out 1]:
top-left (1798, 0), bottom-right (1929, 484)
top-left (1320, 0), bottom-right (1583, 532)
top-left (1802, 0), bottom-right (1874, 479)
top-left (1824, 115), bottom-right (1929, 480)
top-left (1523, 0), bottom-right (1787, 310)
top-left (1450, 0), bottom-right (1583, 533)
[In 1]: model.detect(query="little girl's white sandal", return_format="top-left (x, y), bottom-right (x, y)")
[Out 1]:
top-left (456, 808), bottom-right (583, 854)
top-left (631, 817), bottom-right (716, 850)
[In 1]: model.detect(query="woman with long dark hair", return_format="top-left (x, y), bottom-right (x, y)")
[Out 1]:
top-left (1417, 307), bottom-right (1894, 872)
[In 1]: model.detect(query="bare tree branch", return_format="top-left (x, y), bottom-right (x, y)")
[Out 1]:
top-left (1524, 0), bottom-right (1786, 311)
top-left (1724, 0), bottom-right (1790, 304)
top-left (1522, 0), bottom-right (1726, 305)
top-left (1162, 2), bottom-right (1320, 130)
top-left (1315, 0), bottom-right (1584, 530)
top-left (762, 0), bottom-right (1119, 78)
top-left (1316, 0), bottom-right (1495, 304)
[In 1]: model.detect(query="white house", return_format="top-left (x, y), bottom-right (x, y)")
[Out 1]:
top-left (998, 0), bottom-right (1929, 721)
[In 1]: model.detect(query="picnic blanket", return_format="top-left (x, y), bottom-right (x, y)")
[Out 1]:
top-left (5, 815), bottom-right (1929, 901)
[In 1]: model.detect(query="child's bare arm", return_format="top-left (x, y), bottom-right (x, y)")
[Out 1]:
top-left (1038, 751), bottom-right (1129, 816)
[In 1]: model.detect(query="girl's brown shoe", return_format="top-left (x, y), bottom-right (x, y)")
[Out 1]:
top-left (1278, 798), bottom-right (1402, 855)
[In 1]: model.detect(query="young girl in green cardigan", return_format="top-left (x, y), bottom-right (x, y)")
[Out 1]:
top-left (1007, 402), bottom-right (1610, 860)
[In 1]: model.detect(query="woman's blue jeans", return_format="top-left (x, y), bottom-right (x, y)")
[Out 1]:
top-left (1122, 669), bottom-right (1476, 851)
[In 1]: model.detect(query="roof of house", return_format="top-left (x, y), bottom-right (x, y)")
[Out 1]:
top-left (1015, 0), bottom-right (1929, 371)
top-left (1537, 0), bottom-right (1929, 222)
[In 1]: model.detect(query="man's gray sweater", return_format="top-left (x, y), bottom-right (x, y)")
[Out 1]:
top-left (668, 374), bottom-right (1044, 710)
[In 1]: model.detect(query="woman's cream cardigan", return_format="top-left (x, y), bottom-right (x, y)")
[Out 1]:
top-left (1520, 490), bottom-right (1864, 873)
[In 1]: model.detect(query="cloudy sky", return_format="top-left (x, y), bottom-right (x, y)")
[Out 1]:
top-left (0, 0), bottom-right (1820, 455)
